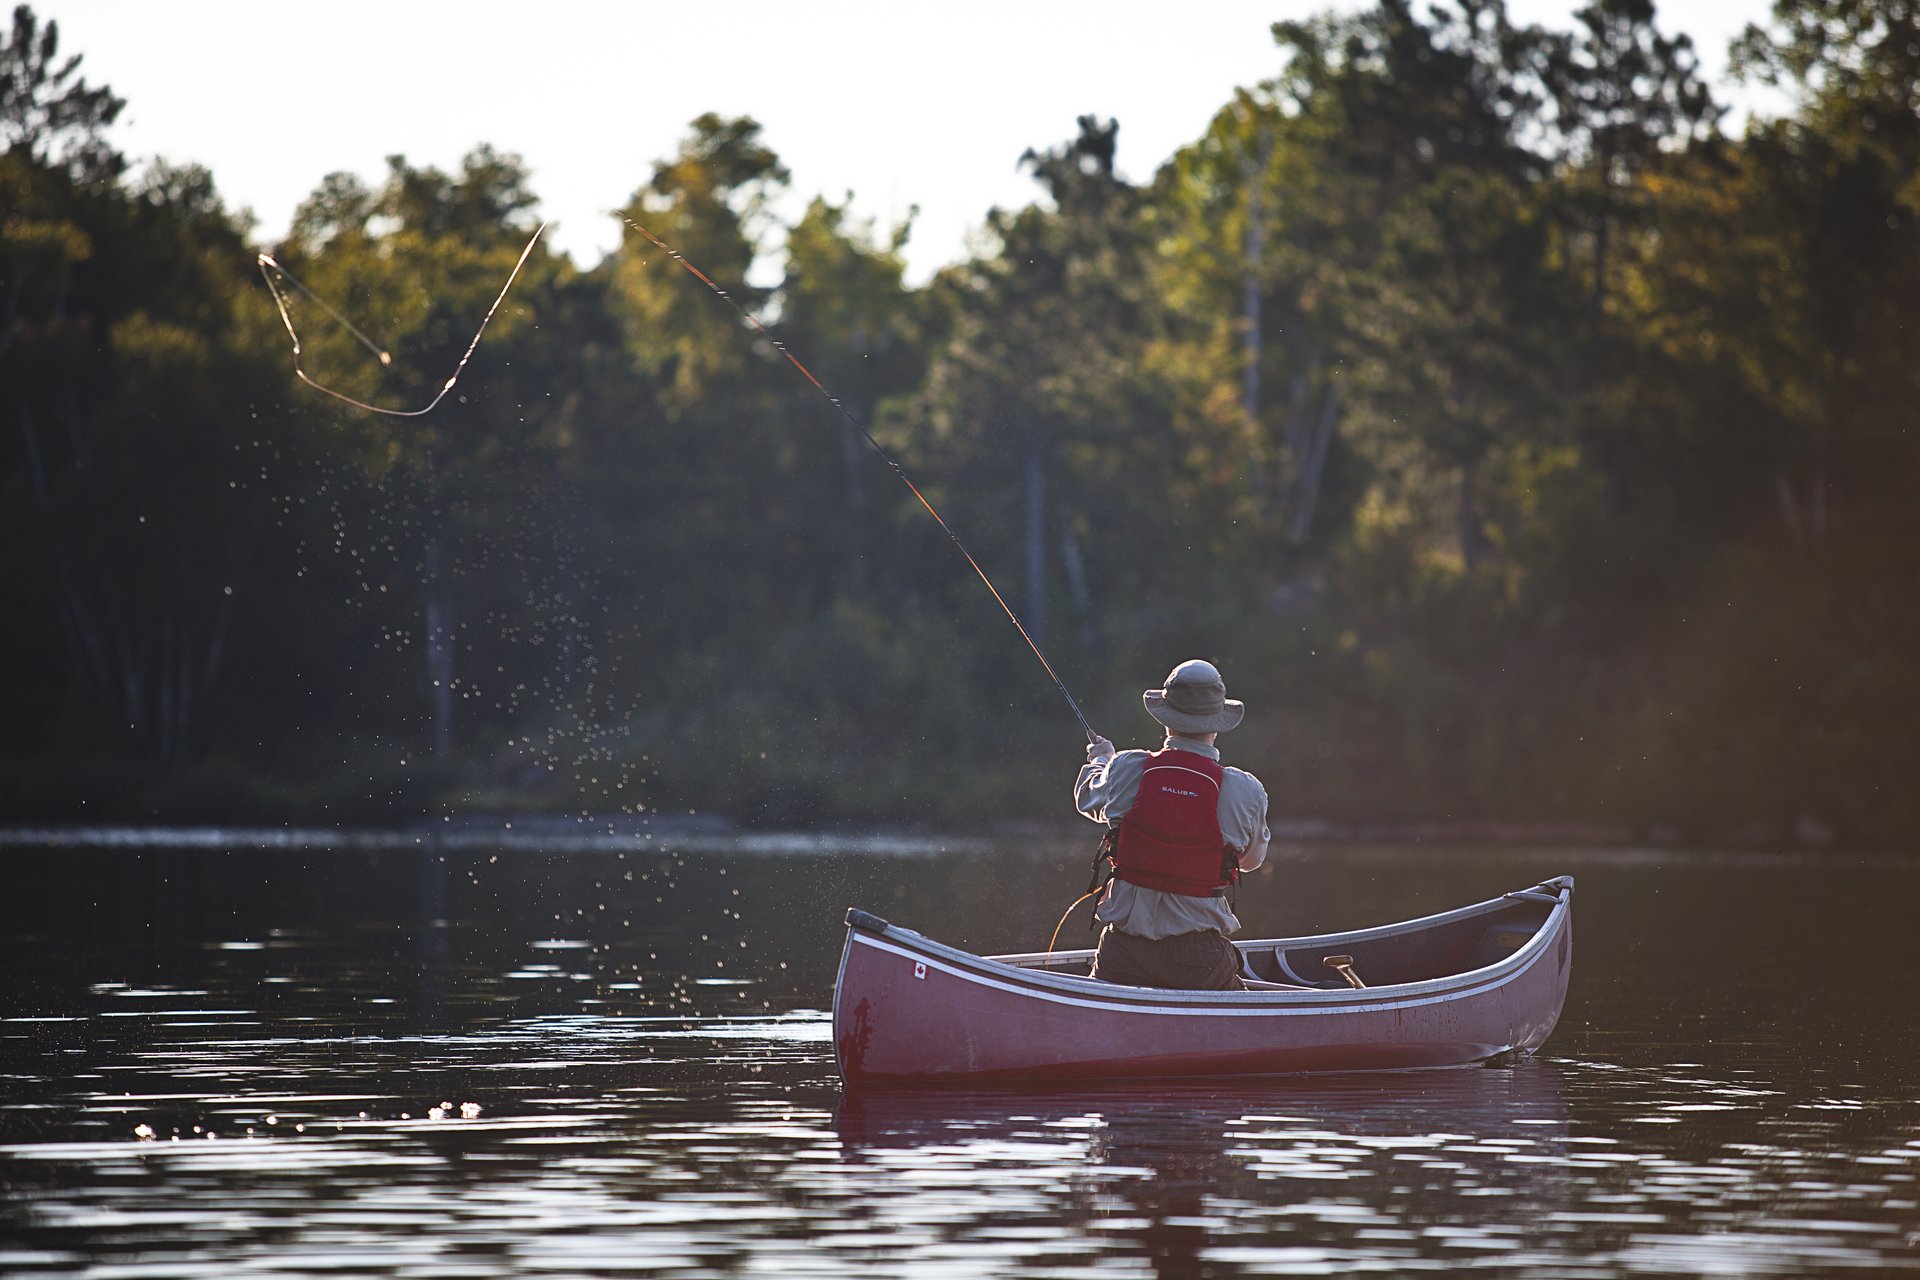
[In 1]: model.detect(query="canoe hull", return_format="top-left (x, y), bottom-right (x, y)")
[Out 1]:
top-left (834, 880), bottom-right (1572, 1083)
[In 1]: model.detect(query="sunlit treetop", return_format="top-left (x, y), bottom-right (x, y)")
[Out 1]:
top-left (0, 3), bottom-right (124, 182)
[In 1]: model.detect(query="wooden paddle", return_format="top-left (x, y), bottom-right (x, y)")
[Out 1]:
top-left (1323, 954), bottom-right (1366, 988)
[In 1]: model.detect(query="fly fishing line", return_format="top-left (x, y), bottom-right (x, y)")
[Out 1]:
top-left (622, 217), bottom-right (1099, 744)
top-left (258, 222), bottom-right (548, 418)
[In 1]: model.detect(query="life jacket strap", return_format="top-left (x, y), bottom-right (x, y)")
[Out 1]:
top-left (1086, 830), bottom-right (1117, 930)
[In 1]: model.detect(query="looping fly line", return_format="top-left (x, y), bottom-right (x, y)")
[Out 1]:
top-left (622, 217), bottom-right (1098, 744)
top-left (257, 222), bottom-right (547, 418)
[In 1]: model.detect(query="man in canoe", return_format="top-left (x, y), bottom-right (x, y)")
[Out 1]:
top-left (1076, 659), bottom-right (1271, 990)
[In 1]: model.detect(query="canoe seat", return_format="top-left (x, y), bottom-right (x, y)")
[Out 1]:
top-left (1242, 946), bottom-right (1346, 989)
top-left (1277, 948), bottom-right (1350, 988)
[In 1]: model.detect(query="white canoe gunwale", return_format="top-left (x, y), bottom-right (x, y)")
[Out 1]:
top-left (833, 877), bottom-right (1574, 1081)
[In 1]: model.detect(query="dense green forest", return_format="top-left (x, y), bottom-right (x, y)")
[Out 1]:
top-left (3, 0), bottom-right (1915, 844)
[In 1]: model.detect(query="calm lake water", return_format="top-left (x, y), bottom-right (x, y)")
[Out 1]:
top-left (2, 834), bottom-right (1917, 1277)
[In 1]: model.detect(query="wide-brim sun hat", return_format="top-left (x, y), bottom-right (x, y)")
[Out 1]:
top-left (1142, 659), bottom-right (1245, 734)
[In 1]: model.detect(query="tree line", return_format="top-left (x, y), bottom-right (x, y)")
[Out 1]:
top-left (3, 0), bottom-right (1916, 844)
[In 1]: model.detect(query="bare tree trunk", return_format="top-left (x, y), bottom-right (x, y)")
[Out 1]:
top-left (118, 626), bottom-right (144, 747)
top-left (1059, 518), bottom-right (1096, 648)
top-left (840, 406), bottom-right (869, 514)
top-left (50, 554), bottom-right (112, 705)
top-left (13, 406), bottom-right (109, 698)
top-left (1282, 358), bottom-right (1314, 465)
top-left (425, 536), bottom-right (454, 762)
top-left (1776, 470), bottom-right (1806, 548)
top-left (840, 401), bottom-right (869, 595)
top-left (16, 344), bottom-right (242, 769)
top-left (1288, 384), bottom-right (1340, 545)
top-left (1274, 338), bottom-right (1329, 528)
top-left (1590, 165), bottom-right (1612, 335)
top-left (0, 248), bottom-right (31, 357)
top-left (55, 382), bottom-right (87, 483)
top-left (157, 623), bottom-right (176, 764)
top-left (1242, 126), bottom-right (1272, 503)
top-left (176, 619), bottom-right (196, 766)
top-left (1458, 464), bottom-right (1485, 573)
top-left (16, 403), bottom-right (50, 500)
top-left (1025, 431), bottom-right (1046, 648)
top-left (205, 573), bottom-right (235, 690)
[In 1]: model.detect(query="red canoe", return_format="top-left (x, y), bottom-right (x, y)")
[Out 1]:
top-left (834, 876), bottom-right (1573, 1082)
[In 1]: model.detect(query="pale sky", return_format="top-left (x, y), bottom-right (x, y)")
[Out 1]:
top-left (48, 0), bottom-right (1777, 284)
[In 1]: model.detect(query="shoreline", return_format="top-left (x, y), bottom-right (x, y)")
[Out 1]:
top-left (0, 815), bottom-right (1896, 859)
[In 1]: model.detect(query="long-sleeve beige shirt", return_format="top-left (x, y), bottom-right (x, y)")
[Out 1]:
top-left (1074, 734), bottom-right (1271, 940)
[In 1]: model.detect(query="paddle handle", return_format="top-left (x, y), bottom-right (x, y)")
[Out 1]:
top-left (1323, 954), bottom-right (1366, 989)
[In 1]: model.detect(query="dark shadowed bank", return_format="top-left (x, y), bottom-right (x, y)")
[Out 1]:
top-left (3, 1), bottom-right (1917, 846)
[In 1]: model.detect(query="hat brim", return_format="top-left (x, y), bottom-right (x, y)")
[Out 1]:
top-left (1142, 690), bottom-right (1245, 734)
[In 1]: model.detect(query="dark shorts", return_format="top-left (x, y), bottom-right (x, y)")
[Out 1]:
top-left (1089, 925), bottom-right (1245, 991)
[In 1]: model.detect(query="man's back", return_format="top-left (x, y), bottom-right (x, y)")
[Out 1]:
top-left (1076, 735), bottom-right (1269, 939)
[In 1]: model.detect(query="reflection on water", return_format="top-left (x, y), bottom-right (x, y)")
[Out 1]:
top-left (1, 839), bottom-right (1917, 1276)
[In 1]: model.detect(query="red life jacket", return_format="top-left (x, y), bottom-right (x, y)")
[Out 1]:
top-left (1111, 748), bottom-right (1236, 897)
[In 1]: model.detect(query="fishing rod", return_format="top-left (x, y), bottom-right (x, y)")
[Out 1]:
top-left (624, 218), bottom-right (1099, 745)
top-left (259, 216), bottom-right (1097, 741)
